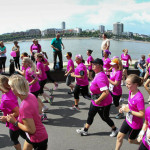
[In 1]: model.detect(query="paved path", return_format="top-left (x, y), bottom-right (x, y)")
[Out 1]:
top-left (0, 82), bottom-right (148, 150)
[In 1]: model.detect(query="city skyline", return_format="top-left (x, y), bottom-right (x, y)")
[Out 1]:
top-left (0, 0), bottom-right (150, 35)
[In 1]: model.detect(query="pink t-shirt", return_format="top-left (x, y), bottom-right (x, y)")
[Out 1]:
top-left (0, 90), bottom-right (19, 131)
top-left (30, 44), bottom-right (41, 53)
top-left (109, 70), bottom-right (122, 95)
top-left (67, 59), bottom-right (74, 73)
top-left (36, 62), bottom-right (47, 81)
top-left (142, 107), bottom-right (150, 149)
top-left (18, 93), bottom-right (48, 143)
top-left (87, 56), bottom-right (94, 71)
top-left (126, 90), bottom-right (145, 129)
top-left (75, 63), bottom-right (89, 86)
top-left (22, 66), bottom-right (25, 71)
top-left (43, 58), bottom-right (50, 72)
top-left (90, 72), bottom-right (112, 107)
top-left (147, 58), bottom-right (150, 64)
top-left (25, 67), bottom-right (40, 93)
top-left (121, 54), bottom-right (131, 67)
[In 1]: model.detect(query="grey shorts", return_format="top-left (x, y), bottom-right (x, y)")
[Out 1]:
top-left (66, 74), bottom-right (74, 86)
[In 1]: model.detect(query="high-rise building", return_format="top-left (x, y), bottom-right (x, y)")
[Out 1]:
top-left (61, 22), bottom-right (65, 30)
top-left (113, 22), bottom-right (124, 35)
top-left (99, 25), bottom-right (105, 33)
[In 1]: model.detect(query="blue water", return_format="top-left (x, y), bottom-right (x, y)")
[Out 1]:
top-left (4, 38), bottom-right (150, 67)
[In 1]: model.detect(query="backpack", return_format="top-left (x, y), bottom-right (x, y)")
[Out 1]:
top-left (134, 61), bottom-right (138, 69)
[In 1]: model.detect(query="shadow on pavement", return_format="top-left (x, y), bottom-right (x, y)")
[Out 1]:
top-left (43, 117), bottom-right (86, 127)
top-left (0, 134), bottom-right (13, 148)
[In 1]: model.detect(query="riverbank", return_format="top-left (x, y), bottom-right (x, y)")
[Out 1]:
top-left (4, 37), bottom-right (150, 44)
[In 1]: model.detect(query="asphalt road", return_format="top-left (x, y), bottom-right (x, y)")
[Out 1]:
top-left (0, 82), bottom-right (149, 150)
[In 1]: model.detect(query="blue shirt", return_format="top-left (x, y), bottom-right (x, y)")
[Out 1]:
top-left (51, 38), bottom-right (62, 52)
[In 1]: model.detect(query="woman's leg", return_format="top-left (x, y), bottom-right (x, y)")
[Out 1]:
top-left (115, 132), bottom-right (126, 150)
top-left (23, 140), bottom-right (33, 150)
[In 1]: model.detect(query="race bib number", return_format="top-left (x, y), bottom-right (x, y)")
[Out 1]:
top-left (32, 50), bottom-right (38, 53)
top-left (122, 60), bottom-right (127, 66)
top-left (109, 83), bottom-right (114, 92)
top-left (126, 112), bottom-right (133, 124)
top-left (145, 128), bottom-right (150, 146)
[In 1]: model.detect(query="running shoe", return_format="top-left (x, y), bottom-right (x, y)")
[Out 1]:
top-left (40, 113), bottom-right (48, 122)
top-left (42, 106), bottom-right (49, 113)
top-left (49, 88), bottom-right (53, 96)
top-left (70, 105), bottom-right (80, 111)
top-left (119, 98), bottom-right (124, 103)
top-left (76, 128), bottom-right (88, 136)
top-left (110, 128), bottom-right (118, 137)
top-left (54, 83), bottom-right (58, 90)
top-left (121, 82), bottom-right (125, 86)
top-left (49, 96), bottom-right (54, 105)
top-left (42, 99), bottom-right (49, 103)
top-left (148, 96), bottom-right (150, 103)
top-left (115, 113), bottom-right (124, 119)
top-left (68, 90), bottom-right (74, 94)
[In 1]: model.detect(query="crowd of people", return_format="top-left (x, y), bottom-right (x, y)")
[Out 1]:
top-left (0, 33), bottom-right (150, 150)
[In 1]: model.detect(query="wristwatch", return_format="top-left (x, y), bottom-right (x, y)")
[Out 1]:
top-left (128, 110), bottom-right (132, 115)
top-left (14, 121), bottom-right (18, 127)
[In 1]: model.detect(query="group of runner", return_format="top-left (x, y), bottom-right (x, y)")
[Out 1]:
top-left (0, 38), bottom-right (150, 150)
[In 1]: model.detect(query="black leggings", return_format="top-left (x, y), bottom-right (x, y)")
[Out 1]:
top-left (87, 103), bottom-right (114, 127)
top-left (13, 56), bottom-right (20, 70)
top-left (0, 57), bottom-right (6, 70)
top-left (46, 70), bottom-right (55, 83)
top-left (138, 142), bottom-right (148, 150)
top-left (74, 84), bottom-right (91, 100)
top-left (26, 138), bottom-right (48, 150)
top-left (9, 129), bottom-right (27, 145)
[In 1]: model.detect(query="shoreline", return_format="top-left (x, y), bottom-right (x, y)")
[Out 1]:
top-left (4, 37), bottom-right (150, 44)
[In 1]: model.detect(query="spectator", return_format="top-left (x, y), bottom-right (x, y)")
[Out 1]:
top-left (137, 55), bottom-right (146, 77)
top-left (51, 33), bottom-right (65, 70)
top-left (12, 41), bottom-right (20, 70)
top-left (101, 34), bottom-right (110, 57)
top-left (30, 39), bottom-right (42, 62)
top-left (0, 41), bottom-right (7, 73)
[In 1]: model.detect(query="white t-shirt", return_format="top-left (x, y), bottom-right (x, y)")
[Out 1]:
top-left (101, 38), bottom-right (110, 50)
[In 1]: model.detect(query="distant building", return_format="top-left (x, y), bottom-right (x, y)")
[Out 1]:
top-left (26, 29), bottom-right (41, 36)
top-left (99, 25), bottom-right (105, 33)
top-left (64, 29), bottom-right (75, 34)
top-left (133, 33), bottom-right (139, 37)
top-left (61, 22), bottom-right (65, 30)
top-left (75, 28), bottom-right (82, 34)
top-left (107, 30), bottom-right (112, 33)
top-left (42, 28), bottom-right (56, 36)
top-left (113, 22), bottom-right (124, 35)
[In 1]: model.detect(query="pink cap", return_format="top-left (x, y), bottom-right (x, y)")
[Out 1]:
top-left (76, 54), bottom-right (83, 60)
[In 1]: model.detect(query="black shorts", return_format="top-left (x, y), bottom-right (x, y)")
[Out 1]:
top-left (119, 120), bottom-right (141, 140)
top-left (9, 129), bottom-right (27, 145)
top-left (39, 79), bottom-right (47, 94)
top-left (110, 92), bottom-right (121, 107)
top-left (138, 142), bottom-right (148, 150)
top-left (74, 84), bottom-right (90, 100)
top-left (31, 90), bottom-right (40, 98)
top-left (26, 138), bottom-right (48, 150)
top-left (123, 66), bottom-right (129, 70)
top-left (66, 74), bottom-right (74, 86)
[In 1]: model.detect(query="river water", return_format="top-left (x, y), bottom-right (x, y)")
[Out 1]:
top-left (4, 38), bottom-right (150, 67)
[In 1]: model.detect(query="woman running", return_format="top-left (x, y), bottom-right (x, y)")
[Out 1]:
top-left (65, 52), bottom-right (75, 94)
top-left (70, 54), bottom-right (90, 110)
top-left (121, 49), bottom-right (132, 85)
top-left (76, 58), bottom-right (118, 137)
top-left (0, 75), bottom-right (28, 150)
top-left (102, 49), bottom-right (111, 77)
top-left (7, 74), bottom-right (48, 150)
top-left (86, 49), bottom-right (94, 80)
top-left (115, 74), bottom-right (145, 150)
top-left (35, 53), bottom-right (54, 104)
top-left (108, 58), bottom-right (124, 119)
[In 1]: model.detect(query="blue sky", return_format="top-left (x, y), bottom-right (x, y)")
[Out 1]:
top-left (0, 0), bottom-right (150, 35)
